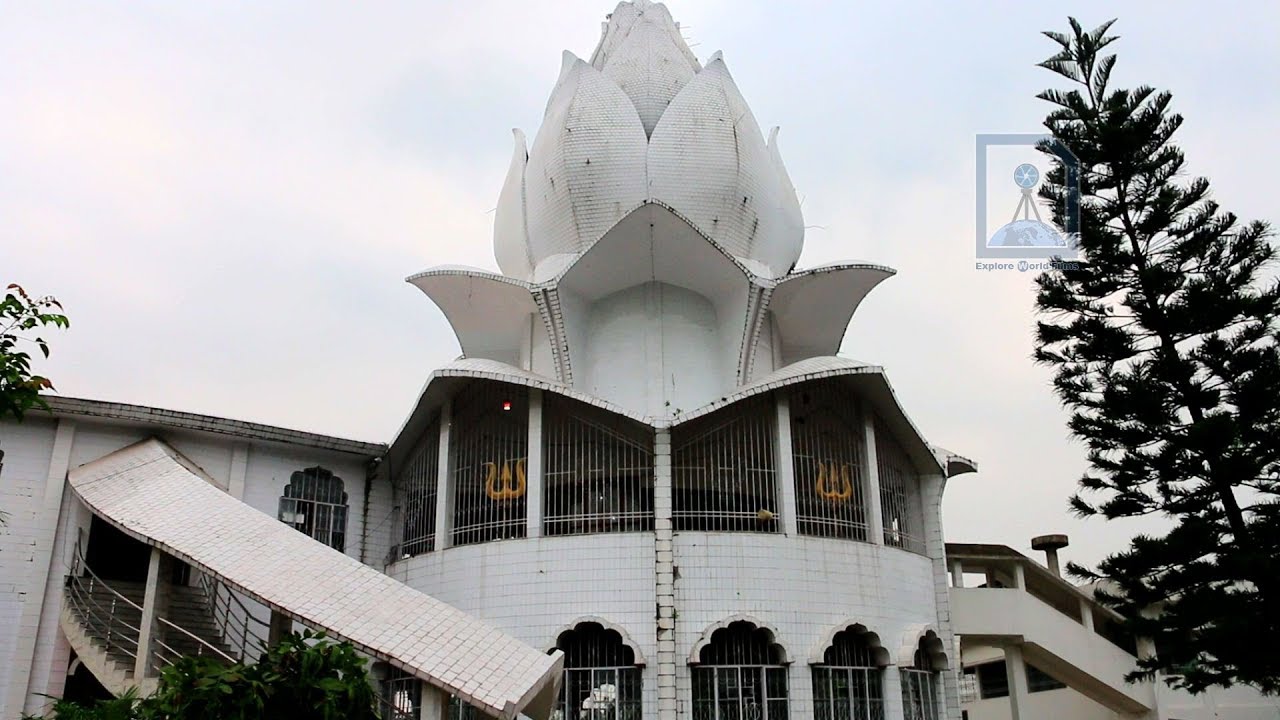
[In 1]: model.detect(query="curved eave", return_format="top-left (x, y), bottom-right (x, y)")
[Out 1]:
top-left (767, 263), bottom-right (896, 364)
top-left (673, 357), bottom-right (944, 474)
top-left (932, 445), bottom-right (978, 477)
top-left (407, 267), bottom-right (539, 365)
top-left (388, 358), bottom-right (646, 472)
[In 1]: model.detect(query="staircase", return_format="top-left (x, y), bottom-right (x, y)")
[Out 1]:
top-left (60, 546), bottom-right (255, 697)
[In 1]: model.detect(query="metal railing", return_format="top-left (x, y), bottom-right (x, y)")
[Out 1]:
top-left (199, 571), bottom-right (270, 663)
top-left (64, 544), bottom-right (142, 666)
top-left (65, 538), bottom-right (242, 676)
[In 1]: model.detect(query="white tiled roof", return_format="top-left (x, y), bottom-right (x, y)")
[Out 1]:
top-left (68, 439), bottom-right (563, 720)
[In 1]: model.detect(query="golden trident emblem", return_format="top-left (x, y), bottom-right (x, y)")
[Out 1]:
top-left (483, 458), bottom-right (527, 501)
top-left (814, 460), bottom-right (854, 502)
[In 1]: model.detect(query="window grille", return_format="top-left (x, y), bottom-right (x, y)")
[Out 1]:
top-left (382, 669), bottom-right (478, 720)
top-left (674, 394), bottom-right (779, 533)
top-left (384, 669), bottom-right (420, 719)
top-left (789, 382), bottom-right (869, 541)
top-left (451, 382), bottom-right (529, 546)
top-left (875, 420), bottom-right (924, 553)
top-left (551, 622), bottom-right (643, 720)
top-left (278, 467), bottom-right (348, 551)
top-left (900, 647), bottom-right (941, 720)
top-left (544, 394), bottom-right (654, 536)
top-left (398, 418), bottom-right (440, 558)
top-left (811, 627), bottom-right (884, 720)
top-left (691, 621), bottom-right (789, 720)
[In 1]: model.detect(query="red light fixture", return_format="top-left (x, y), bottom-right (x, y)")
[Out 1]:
top-left (502, 400), bottom-right (512, 412)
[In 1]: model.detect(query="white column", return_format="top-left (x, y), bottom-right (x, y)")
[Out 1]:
top-left (228, 442), bottom-right (249, 500)
top-left (1012, 562), bottom-right (1027, 591)
top-left (134, 548), bottom-right (165, 678)
top-left (883, 667), bottom-right (905, 720)
top-left (9, 419), bottom-right (76, 720)
top-left (653, 428), bottom-right (677, 720)
top-left (774, 395), bottom-right (799, 536)
top-left (861, 409), bottom-right (884, 544)
top-left (433, 399), bottom-right (453, 550)
top-left (950, 560), bottom-right (964, 588)
top-left (421, 681), bottom-right (450, 720)
top-left (526, 389), bottom-right (544, 539)
top-left (1003, 645), bottom-right (1030, 720)
top-left (1079, 597), bottom-right (1095, 631)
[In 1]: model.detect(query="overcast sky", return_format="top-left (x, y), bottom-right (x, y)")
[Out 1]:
top-left (3, 1), bottom-right (1277, 571)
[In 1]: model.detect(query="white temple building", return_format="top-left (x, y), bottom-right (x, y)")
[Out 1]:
top-left (2, 3), bottom-right (1279, 720)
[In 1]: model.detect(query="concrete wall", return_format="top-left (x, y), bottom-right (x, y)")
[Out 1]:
top-left (389, 529), bottom-right (942, 720)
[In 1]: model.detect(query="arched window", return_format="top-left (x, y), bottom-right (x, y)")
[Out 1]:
top-left (691, 621), bottom-right (788, 720)
top-left (673, 394), bottom-right (779, 532)
top-left (450, 382), bottom-right (529, 546)
top-left (875, 420), bottom-right (923, 553)
top-left (812, 626), bottom-right (886, 720)
top-left (900, 634), bottom-right (946, 720)
top-left (552, 622), bottom-right (642, 720)
top-left (789, 382), bottom-right (869, 541)
top-left (398, 418), bottom-right (440, 558)
top-left (543, 394), bottom-right (654, 536)
top-left (278, 466), bottom-right (348, 551)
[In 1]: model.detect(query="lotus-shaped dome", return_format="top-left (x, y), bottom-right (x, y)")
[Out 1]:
top-left (493, 0), bottom-right (804, 282)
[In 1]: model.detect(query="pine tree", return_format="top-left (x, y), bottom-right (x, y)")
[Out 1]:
top-left (1033, 18), bottom-right (1280, 693)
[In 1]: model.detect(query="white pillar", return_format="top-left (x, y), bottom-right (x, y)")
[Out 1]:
top-left (883, 667), bottom-right (905, 720)
top-left (421, 681), bottom-right (449, 720)
top-left (950, 560), bottom-right (964, 588)
top-left (1012, 562), bottom-right (1027, 591)
top-left (653, 428), bottom-right (677, 720)
top-left (526, 389), bottom-right (544, 539)
top-left (228, 442), bottom-right (249, 500)
top-left (9, 419), bottom-right (76, 720)
top-left (433, 399), bottom-right (453, 550)
top-left (1004, 644), bottom-right (1030, 720)
top-left (1079, 597), bottom-right (1095, 631)
top-left (134, 548), bottom-right (165, 678)
top-left (861, 409), bottom-right (884, 544)
top-left (774, 395), bottom-right (799, 536)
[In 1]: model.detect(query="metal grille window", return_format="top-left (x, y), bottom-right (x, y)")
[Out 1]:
top-left (811, 627), bottom-right (884, 720)
top-left (552, 622), bottom-right (643, 720)
top-left (673, 394), bottom-right (779, 533)
top-left (789, 382), bottom-right (869, 541)
top-left (451, 383), bottom-right (529, 546)
top-left (544, 395), bottom-right (654, 536)
top-left (398, 419), bottom-right (440, 558)
top-left (278, 467), bottom-right (348, 551)
top-left (875, 421), bottom-right (923, 553)
top-left (380, 669), bottom-right (478, 720)
top-left (900, 648), bottom-right (941, 720)
top-left (691, 621), bottom-right (789, 720)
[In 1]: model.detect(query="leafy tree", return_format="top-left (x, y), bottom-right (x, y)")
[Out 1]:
top-left (1033, 19), bottom-right (1280, 692)
top-left (23, 632), bottom-right (382, 720)
top-left (1, 283), bottom-right (70, 421)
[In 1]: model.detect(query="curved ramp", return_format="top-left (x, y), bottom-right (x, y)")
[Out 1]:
top-left (69, 438), bottom-right (563, 720)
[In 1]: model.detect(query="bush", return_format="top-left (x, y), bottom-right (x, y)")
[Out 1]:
top-left (25, 631), bottom-right (380, 720)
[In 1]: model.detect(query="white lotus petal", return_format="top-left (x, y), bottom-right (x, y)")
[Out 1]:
top-left (647, 56), bottom-right (802, 278)
top-left (768, 127), bottom-right (805, 271)
top-left (493, 128), bottom-right (532, 280)
top-left (600, 13), bottom-right (698, 136)
top-left (524, 51), bottom-right (648, 277)
top-left (590, 0), bottom-right (698, 73)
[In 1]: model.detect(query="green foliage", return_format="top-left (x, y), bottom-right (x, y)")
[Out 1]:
top-left (22, 690), bottom-right (142, 720)
top-left (24, 632), bottom-right (380, 720)
top-left (1033, 18), bottom-right (1280, 693)
top-left (1, 283), bottom-right (70, 422)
